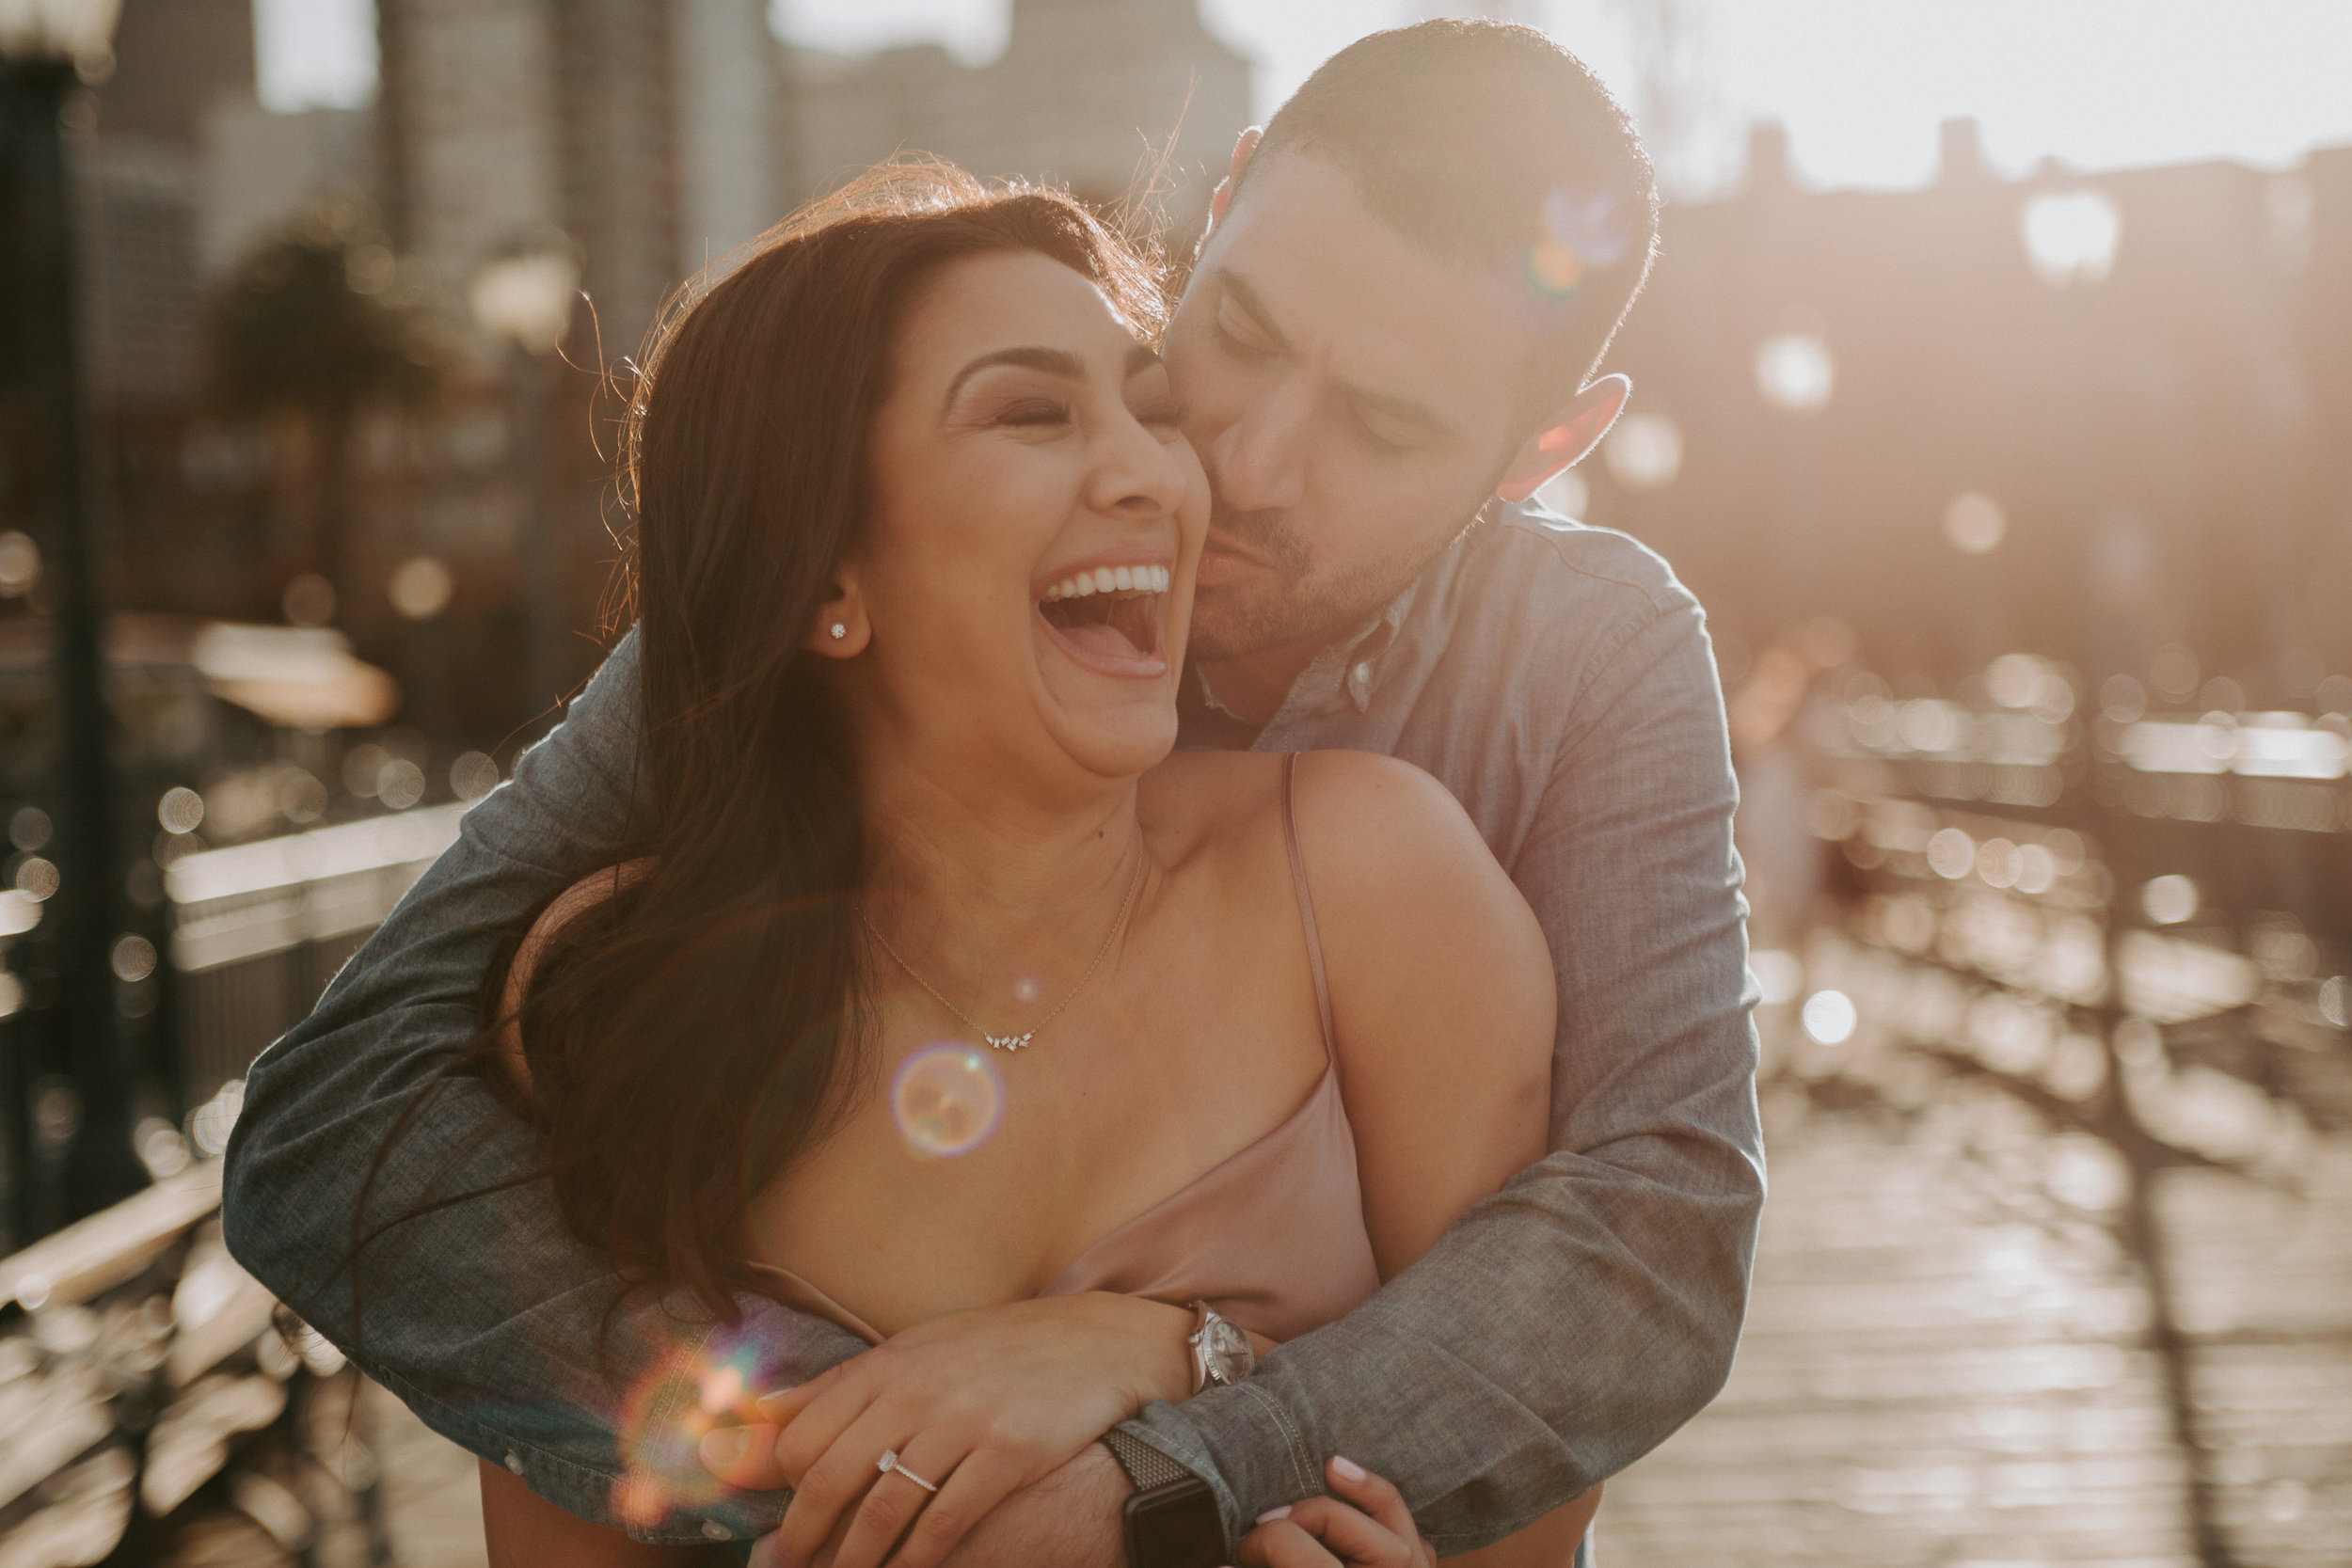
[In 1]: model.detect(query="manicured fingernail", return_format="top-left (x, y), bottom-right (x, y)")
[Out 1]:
top-left (1330, 1454), bottom-right (1366, 1482)
top-left (1255, 1505), bottom-right (1293, 1524)
top-left (700, 1426), bottom-right (753, 1469)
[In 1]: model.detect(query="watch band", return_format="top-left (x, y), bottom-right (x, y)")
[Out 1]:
top-left (1103, 1428), bottom-right (1198, 1494)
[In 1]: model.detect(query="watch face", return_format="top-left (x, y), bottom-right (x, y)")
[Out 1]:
top-left (1203, 1318), bottom-right (1253, 1384)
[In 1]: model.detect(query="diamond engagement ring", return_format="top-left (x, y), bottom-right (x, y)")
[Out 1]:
top-left (877, 1449), bottom-right (939, 1493)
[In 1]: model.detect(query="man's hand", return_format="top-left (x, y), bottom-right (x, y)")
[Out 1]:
top-left (742, 1441), bottom-right (1130, 1568)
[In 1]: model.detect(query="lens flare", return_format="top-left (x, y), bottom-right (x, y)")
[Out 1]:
top-left (612, 1324), bottom-right (788, 1526)
top-left (891, 1044), bottom-right (1005, 1159)
top-left (1509, 185), bottom-right (1631, 312)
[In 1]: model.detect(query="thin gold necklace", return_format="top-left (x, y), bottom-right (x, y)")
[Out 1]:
top-left (859, 844), bottom-right (1147, 1051)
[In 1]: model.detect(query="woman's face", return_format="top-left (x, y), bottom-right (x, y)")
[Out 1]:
top-left (848, 249), bottom-right (1207, 787)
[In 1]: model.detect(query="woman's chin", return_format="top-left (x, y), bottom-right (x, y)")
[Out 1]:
top-left (1035, 693), bottom-right (1179, 783)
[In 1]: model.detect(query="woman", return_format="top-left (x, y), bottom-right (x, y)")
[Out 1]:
top-left (474, 164), bottom-right (1595, 1566)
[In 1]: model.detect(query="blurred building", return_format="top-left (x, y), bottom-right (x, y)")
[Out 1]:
top-left (782, 0), bottom-right (1249, 230)
top-left (375, 0), bottom-right (778, 363)
top-left (1586, 119), bottom-right (2352, 714)
top-left (76, 0), bottom-right (260, 409)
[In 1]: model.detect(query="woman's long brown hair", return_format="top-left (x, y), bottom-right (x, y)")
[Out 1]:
top-left (483, 165), bottom-right (1168, 1320)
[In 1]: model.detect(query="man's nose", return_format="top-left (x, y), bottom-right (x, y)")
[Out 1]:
top-left (1207, 381), bottom-right (1311, 515)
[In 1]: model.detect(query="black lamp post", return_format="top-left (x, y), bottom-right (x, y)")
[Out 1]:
top-left (2, 0), bottom-right (146, 1220)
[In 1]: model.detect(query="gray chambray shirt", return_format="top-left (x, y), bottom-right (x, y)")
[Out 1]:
top-left (223, 500), bottom-right (1764, 1555)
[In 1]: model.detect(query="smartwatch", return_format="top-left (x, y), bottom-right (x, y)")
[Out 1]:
top-left (1104, 1430), bottom-right (1225, 1568)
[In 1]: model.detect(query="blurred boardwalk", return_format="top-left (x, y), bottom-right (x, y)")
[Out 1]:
top-left (1601, 1085), bottom-right (2352, 1566)
top-left (363, 1383), bottom-right (485, 1568)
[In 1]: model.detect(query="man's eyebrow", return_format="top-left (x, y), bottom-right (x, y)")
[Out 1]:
top-left (943, 345), bottom-right (1084, 409)
top-left (1217, 267), bottom-right (1451, 441)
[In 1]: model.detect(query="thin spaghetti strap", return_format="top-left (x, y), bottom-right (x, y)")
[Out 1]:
top-left (1279, 752), bottom-right (1338, 1062)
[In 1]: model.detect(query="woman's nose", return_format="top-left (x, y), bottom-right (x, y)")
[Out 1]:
top-left (1089, 413), bottom-right (1192, 522)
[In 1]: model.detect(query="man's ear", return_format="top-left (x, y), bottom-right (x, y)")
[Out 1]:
top-left (804, 575), bottom-right (871, 658)
top-left (1494, 373), bottom-right (1631, 505)
top-left (1204, 126), bottom-right (1263, 234)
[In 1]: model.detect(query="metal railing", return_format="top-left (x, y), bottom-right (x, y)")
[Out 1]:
top-left (164, 804), bottom-right (468, 1111)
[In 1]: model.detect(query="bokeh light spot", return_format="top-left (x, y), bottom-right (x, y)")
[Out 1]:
top-left (110, 934), bottom-right (157, 984)
top-left (0, 531), bottom-right (40, 596)
top-left (8, 805), bottom-right (51, 852)
top-left (2149, 643), bottom-right (2199, 701)
top-left (2140, 874), bottom-right (2199, 927)
top-left (2022, 190), bottom-right (2122, 286)
top-left (1926, 828), bottom-right (1976, 879)
top-left (1603, 412), bottom-right (1684, 490)
top-left (452, 751), bottom-right (501, 801)
top-left (14, 856), bottom-right (59, 901)
top-left (1755, 332), bottom-right (1835, 413)
top-left (157, 786), bottom-right (205, 835)
top-left (2099, 674), bottom-right (2146, 723)
top-left (281, 571), bottom-right (335, 626)
top-left (1802, 990), bottom-right (1858, 1045)
top-left (1945, 492), bottom-right (2007, 554)
top-left (892, 1044), bottom-right (1005, 1159)
top-left (389, 555), bottom-right (454, 620)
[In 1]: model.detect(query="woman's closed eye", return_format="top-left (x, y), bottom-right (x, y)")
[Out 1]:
top-left (993, 396), bottom-right (1073, 430)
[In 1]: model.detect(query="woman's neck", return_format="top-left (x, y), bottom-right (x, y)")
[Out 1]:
top-left (858, 749), bottom-right (1149, 992)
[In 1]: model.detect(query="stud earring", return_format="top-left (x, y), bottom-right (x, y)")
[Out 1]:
top-left (830, 623), bottom-right (847, 640)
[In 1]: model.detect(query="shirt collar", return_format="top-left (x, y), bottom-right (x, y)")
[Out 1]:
top-left (1227, 571), bottom-right (1423, 725)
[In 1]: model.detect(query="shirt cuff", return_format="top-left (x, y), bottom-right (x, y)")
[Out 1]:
top-left (1118, 1375), bottom-right (1324, 1548)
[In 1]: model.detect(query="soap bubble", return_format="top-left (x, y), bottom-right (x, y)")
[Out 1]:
top-left (892, 1044), bottom-right (1004, 1159)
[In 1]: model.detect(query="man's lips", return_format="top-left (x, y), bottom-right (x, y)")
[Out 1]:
top-left (1197, 530), bottom-right (1266, 588)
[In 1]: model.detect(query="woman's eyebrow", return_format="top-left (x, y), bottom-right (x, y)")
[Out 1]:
top-left (942, 345), bottom-right (1082, 410)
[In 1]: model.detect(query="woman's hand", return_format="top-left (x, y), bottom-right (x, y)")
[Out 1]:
top-left (703, 1292), bottom-right (1197, 1568)
top-left (1236, 1458), bottom-right (1437, 1568)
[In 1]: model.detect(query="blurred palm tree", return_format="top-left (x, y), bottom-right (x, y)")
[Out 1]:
top-left (209, 198), bottom-right (442, 625)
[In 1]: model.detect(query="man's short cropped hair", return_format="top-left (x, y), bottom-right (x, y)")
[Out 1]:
top-left (1237, 20), bottom-right (1661, 412)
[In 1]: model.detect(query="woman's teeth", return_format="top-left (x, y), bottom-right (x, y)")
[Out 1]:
top-left (1039, 563), bottom-right (1171, 602)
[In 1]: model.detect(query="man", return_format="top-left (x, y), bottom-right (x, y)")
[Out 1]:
top-left (225, 20), bottom-right (1762, 1566)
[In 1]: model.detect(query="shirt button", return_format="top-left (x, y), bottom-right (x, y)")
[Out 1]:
top-left (503, 1452), bottom-right (523, 1474)
top-left (702, 1522), bottom-right (733, 1541)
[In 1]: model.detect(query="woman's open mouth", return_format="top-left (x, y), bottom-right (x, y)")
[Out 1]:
top-left (1036, 563), bottom-right (1169, 676)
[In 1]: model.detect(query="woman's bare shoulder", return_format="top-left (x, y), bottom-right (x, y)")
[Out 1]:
top-left (1284, 749), bottom-right (1555, 1270)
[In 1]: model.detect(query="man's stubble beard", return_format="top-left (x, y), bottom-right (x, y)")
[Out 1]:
top-left (1184, 500), bottom-right (1484, 664)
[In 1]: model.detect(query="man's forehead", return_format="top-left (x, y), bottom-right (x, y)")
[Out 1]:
top-left (1201, 153), bottom-right (1524, 416)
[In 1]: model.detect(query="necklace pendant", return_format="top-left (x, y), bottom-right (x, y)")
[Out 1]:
top-left (983, 1032), bottom-right (1033, 1052)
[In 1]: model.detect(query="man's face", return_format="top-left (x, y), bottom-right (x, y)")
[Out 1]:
top-left (1163, 151), bottom-right (1537, 662)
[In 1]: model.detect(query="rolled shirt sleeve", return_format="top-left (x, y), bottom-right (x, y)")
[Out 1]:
top-left (1124, 522), bottom-right (1767, 1551)
top-left (220, 629), bottom-right (868, 1544)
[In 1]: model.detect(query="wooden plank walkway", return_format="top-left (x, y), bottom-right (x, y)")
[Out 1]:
top-left (1600, 1084), bottom-right (2352, 1566)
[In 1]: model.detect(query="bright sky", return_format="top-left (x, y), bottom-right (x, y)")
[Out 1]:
top-left (255, 0), bottom-right (2352, 193)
